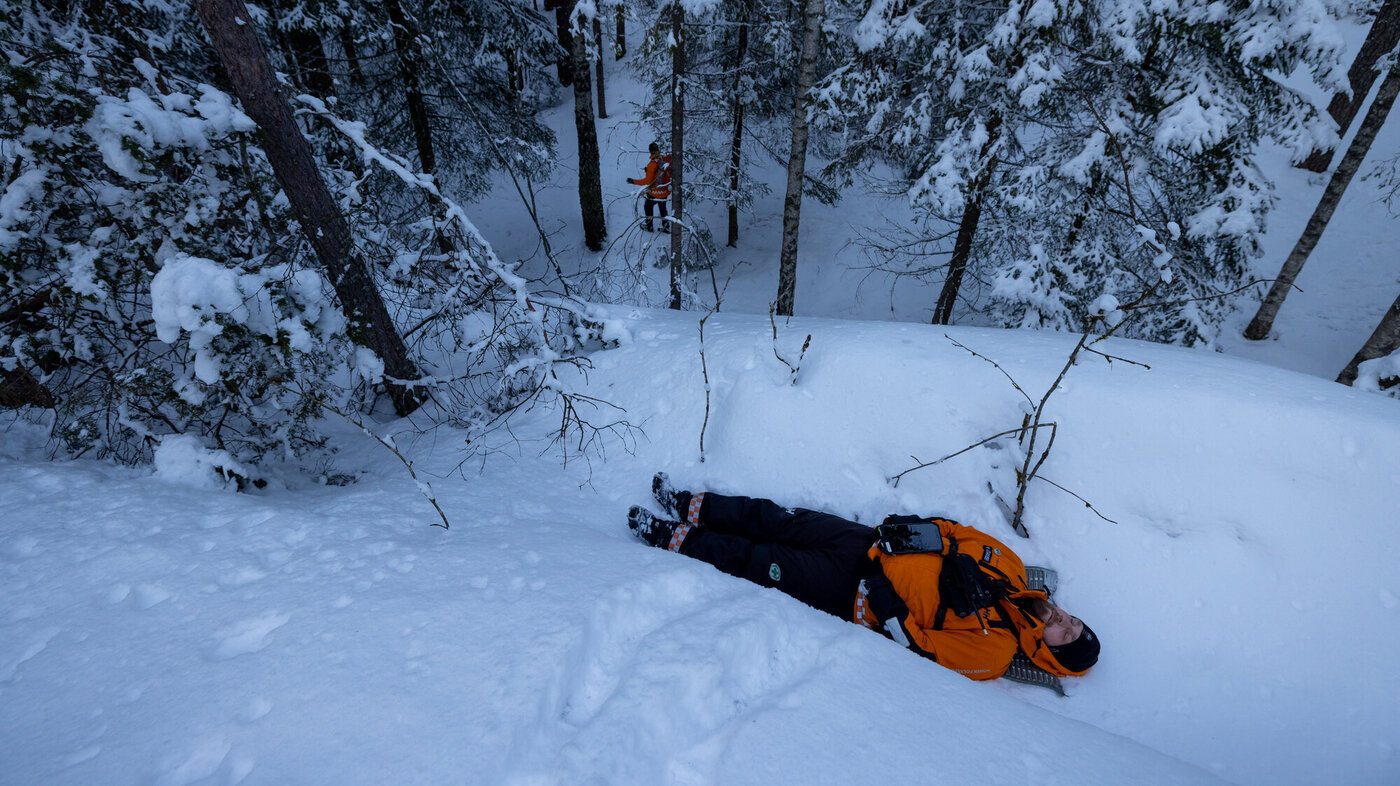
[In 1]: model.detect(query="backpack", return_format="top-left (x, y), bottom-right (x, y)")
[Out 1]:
top-left (878, 513), bottom-right (1039, 628)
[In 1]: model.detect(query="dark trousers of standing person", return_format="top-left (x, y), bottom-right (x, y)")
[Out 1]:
top-left (678, 493), bottom-right (876, 620)
top-left (644, 197), bottom-right (668, 231)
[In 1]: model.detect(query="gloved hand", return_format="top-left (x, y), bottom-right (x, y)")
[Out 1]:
top-left (939, 551), bottom-right (1000, 617)
top-left (864, 571), bottom-right (908, 623)
top-left (865, 571), bottom-right (914, 648)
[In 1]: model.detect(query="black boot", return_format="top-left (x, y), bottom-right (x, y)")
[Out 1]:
top-left (628, 505), bottom-right (680, 549)
top-left (652, 472), bottom-right (692, 521)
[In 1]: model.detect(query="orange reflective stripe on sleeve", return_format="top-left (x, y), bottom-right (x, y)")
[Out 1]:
top-left (853, 579), bottom-right (878, 629)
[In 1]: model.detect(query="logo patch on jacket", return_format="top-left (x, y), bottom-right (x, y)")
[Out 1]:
top-left (769, 563), bottom-right (782, 582)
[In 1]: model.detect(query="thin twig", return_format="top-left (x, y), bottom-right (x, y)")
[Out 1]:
top-left (889, 424), bottom-right (1057, 487)
top-left (1081, 345), bottom-right (1152, 369)
top-left (1036, 475), bottom-right (1119, 524)
top-left (945, 334), bottom-right (1034, 408)
top-left (697, 265), bottom-right (744, 461)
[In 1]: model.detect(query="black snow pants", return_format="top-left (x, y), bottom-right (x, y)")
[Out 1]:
top-left (678, 493), bottom-right (876, 620)
top-left (643, 197), bottom-right (668, 229)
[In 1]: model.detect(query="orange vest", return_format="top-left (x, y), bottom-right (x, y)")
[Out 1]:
top-left (632, 155), bottom-right (671, 199)
top-left (860, 518), bottom-right (1082, 680)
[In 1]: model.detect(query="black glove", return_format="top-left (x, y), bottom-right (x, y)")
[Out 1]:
top-left (864, 571), bottom-right (908, 623)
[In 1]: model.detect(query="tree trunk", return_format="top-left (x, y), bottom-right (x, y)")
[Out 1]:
top-left (565, 1), bottom-right (607, 251)
top-left (615, 6), bottom-right (626, 59)
top-left (193, 0), bottom-right (422, 416)
top-left (338, 15), bottom-right (363, 84)
top-left (669, 3), bottom-right (685, 309)
top-left (1338, 289), bottom-right (1400, 385)
top-left (594, 17), bottom-right (607, 118)
top-left (933, 116), bottom-right (1001, 325)
top-left (726, 0), bottom-right (751, 248)
top-left (549, 0), bottom-right (574, 86)
top-left (774, 0), bottom-right (824, 317)
top-left (386, 0), bottom-right (455, 258)
top-left (385, 0), bottom-right (435, 177)
top-left (1298, 0), bottom-right (1400, 172)
top-left (1244, 65), bottom-right (1400, 340)
top-left (284, 25), bottom-right (334, 97)
top-left (933, 173), bottom-right (990, 325)
top-left (506, 48), bottom-right (524, 95)
top-left (0, 365), bottom-right (54, 409)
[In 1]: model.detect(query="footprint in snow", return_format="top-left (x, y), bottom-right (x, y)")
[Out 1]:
top-left (239, 697), bottom-right (273, 723)
top-left (152, 734), bottom-right (243, 786)
top-left (133, 583), bottom-right (172, 609)
top-left (205, 612), bottom-right (290, 661)
top-left (218, 567), bottom-right (266, 588)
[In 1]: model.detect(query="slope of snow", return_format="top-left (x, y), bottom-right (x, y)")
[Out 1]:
top-left (4, 310), bottom-right (1399, 784)
top-left (5, 13), bottom-right (1400, 786)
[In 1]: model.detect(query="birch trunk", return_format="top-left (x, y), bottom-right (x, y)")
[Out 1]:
top-left (1298, 0), bottom-right (1400, 172)
top-left (774, 0), bottom-right (824, 317)
top-left (1338, 290), bottom-right (1400, 385)
top-left (669, 4), bottom-right (685, 309)
top-left (1245, 65), bottom-right (1400, 340)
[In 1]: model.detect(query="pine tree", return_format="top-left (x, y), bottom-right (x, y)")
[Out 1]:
top-left (564, 0), bottom-right (608, 251)
top-left (1, 1), bottom-right (365, 461)
top-left (815, 0), bottom-right (1355, 344)
top-left (629, 0), bottom-right (793, 292)
top-left (193, 0), bottom-right (424, 416)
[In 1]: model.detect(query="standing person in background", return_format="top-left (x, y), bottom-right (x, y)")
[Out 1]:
top-left (627, 142), bottom-right (671, 231)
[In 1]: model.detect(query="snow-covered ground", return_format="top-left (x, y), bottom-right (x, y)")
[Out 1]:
top-left (4, 20), bottom-right (1400, 786)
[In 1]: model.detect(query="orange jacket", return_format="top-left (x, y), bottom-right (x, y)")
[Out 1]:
top-left (628, 154), bottom-right (671, 199)
top-left (861, 518), bottom-right (1080, 680)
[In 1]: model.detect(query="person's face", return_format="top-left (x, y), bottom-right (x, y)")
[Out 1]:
top-left (1038, 601), bottom-right (1084, 647)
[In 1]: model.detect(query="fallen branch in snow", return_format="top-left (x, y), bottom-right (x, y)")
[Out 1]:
top-left (699, 310), bottom-right (714, 463)
top-left (324, 405), bottom-right (450, 530)
top-left (293, 94), bottom-right (641, 478)
top-left (698, 265), bottom-right (743, 462)
top-left (769, 305), bottom-right (811, 385)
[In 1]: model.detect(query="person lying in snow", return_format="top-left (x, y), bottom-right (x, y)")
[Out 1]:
top-left (628, 474), bottom-right (1099, 681)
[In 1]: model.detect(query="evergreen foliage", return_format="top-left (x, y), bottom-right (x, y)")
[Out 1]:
top-left (1, 1), bottom-right (601, 471)
top-left (815, 0), bottom-right (1353, 344)
top-left (1, 2), bottom-right (356, 464)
